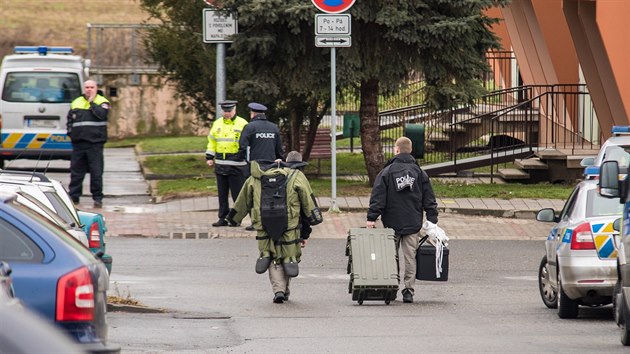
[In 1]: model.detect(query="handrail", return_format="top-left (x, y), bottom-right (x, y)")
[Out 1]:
top-left (377, 83), bottom-right (597, 177)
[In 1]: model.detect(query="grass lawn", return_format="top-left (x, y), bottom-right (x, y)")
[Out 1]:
top-left (154, 176), bottom-right (573, 200)
top-left (111, 135), bottom-right (576, 200)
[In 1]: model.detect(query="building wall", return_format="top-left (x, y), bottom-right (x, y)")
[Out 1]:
top-left (499, 0), bottom-right (629, 139)
top-left (532, 0), bottom-right (579, 85)
top-left (597, 0), bottom-right (630, 124)
top-left (96, 73), bottom-right (207, 140)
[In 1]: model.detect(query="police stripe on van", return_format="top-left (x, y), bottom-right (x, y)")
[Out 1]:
top-left (1, 133), bottom-right (72, 150)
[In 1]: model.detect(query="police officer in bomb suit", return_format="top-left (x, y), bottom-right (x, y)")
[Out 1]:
top-left (227, 158), bottom-right (323, 304)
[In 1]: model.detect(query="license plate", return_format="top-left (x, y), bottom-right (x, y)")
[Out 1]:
top-left (27, 119), bottom-right (58, 128)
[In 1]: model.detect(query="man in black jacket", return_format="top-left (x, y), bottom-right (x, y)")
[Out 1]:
top-left (366, 136), bottom-right (438, 303)
top-left (238, 102), bottom-right (284, 163)
top-left (66, 80), bottom-right (110, 208)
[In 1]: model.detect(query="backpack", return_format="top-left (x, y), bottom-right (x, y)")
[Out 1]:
top-left (260, 170), bottom-right (296, 241)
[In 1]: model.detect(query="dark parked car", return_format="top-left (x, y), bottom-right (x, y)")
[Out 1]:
top-left (0, 170), bottom-right (113, 273)
top-left (0, 191), bottom-right (119, 353)
top-left (0, 261), bottom-right (86, 353)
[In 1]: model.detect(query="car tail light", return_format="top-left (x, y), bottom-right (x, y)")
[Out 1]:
top-left (56, 266), bottom-right (94, 321)
top-left (571, 222), bottom-right (596, 250)
top-left (88, 221), bottom-right (100, 249)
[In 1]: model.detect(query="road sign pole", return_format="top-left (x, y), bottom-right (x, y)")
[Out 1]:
top-left (330, 47), bottom-right (339, 213)
top-left (215, 43), bottom-right (226, 117)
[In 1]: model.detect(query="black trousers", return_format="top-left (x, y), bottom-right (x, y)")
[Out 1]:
top-left (216, 170), bottom-right (245, 219)
top-left (69, 141), bottom-right (104, 202)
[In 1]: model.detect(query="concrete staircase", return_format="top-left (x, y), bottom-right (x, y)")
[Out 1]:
top-left (498, 148), bottom-right (598, 183)
top-left (425, 105), bottom-right (539, 153)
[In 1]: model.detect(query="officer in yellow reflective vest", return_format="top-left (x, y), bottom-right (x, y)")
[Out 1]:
top-left (66, 80), bottom-right (110, 208)
top-left (206, 100), bottom-right (249, 226)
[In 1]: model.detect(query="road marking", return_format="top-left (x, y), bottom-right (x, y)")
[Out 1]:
top-left (505, 276), bottom-right (537, 281)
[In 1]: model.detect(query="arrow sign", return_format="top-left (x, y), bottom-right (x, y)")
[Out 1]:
top-left (315, 36), bottom-right (352, 47)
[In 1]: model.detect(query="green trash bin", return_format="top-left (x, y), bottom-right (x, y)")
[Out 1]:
top-left (404, 124), bottom-right (425, 159)
top-left (343, 113), bottom-right (360, 139)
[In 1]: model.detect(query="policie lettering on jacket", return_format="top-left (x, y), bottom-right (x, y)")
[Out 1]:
top-left (367, 153), bottom-right (438, 236)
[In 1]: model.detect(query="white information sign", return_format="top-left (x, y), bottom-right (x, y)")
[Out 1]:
top-left (315, 14), bottom-right (351, 35)
top-left (203, 9), bottom-right (238, 43)
top-left (315, 36), bottom-right (351, 48)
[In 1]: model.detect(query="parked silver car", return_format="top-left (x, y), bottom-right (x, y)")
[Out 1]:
top-left (537, 180), bottom-right (622, 318)
top-left (581, 126), bottom-right (630, 179)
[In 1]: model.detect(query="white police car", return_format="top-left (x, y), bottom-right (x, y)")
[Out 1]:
top-left (537, 180), bottom-right (622, 318)
top-left (582, 126), bottom-right (630, 179)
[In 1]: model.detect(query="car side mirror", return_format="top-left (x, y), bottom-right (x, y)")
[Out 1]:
top-left (536, 208), bottom-right (557, 222)
top-left (581, 156), bottom-right (595, 167)
top-left (0, 261), bottom-right (12, 277)
top-left (613, 218), bottom-right (621, 232)
top-left (600, 160), bottom-right (620, 198)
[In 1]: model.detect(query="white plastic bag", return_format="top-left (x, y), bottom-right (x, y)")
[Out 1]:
top-left (422, 221), bottom-right (449, 278)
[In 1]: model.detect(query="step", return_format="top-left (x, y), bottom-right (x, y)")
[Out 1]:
top-left (453, 113), bottom-right (482, 124)
top-left (427, 132), bottom-right (450, 142)
top-left (443, 125), bottom-right (467, 134)
top-left (536, 148), bottom-right (567, 160)
top-left (498, 168), bottom-right (530, 180)
top-left (515, 158), bottom-right (548, 170)
top-left (567, 155), bottom-right (595, 169)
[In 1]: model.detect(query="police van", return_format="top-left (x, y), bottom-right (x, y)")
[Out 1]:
top-left (0, 46), bottom-right (89, 167)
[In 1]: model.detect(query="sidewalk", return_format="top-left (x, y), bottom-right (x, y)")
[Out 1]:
top-left (59, 148), bottom-right (564, 240)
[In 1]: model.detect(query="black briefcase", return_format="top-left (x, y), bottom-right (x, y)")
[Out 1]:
top-left (416, 236), bottom-right (449, 281)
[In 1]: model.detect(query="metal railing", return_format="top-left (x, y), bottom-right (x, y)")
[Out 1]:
top-left (378, 84), bottom-right (599, 175)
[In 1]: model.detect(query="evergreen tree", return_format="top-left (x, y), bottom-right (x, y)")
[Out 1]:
top-left (141, 0), bottom-right (217, 121)
top-left (141, 0), bottom-right (509, 184)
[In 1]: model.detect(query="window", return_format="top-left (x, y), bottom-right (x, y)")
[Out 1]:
top-left (602, 145), bottom-right (630, 167)
top-left (559, 187), bottom-right (579, 220)
top-left (586, 189), bottom-right (624, 217)
top-left (0, 219), bottom-right (43, 262)
top-left (2, 72), bottom-right (81, 103)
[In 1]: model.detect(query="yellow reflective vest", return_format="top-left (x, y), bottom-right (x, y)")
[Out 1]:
top-left (206, 116), bottom-right (248, 166)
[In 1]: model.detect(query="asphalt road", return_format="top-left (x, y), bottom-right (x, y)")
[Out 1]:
top-left (106, 237), bottom-right (627, 353)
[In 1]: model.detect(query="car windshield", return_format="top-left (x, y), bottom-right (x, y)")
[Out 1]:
top-left (1, 72), bottom-right (80, 103)
top-left (601, 145), bottom-right (630, 167)
top-left (586, 189), bottom-right (624, 217)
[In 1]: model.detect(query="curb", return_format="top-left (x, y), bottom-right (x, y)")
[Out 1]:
top-left (145, 205), bottom-right (541, 219)
top-left (107, 303), bottom-right (168, 314)
top-left (319, 206), bottom-right (539, 219)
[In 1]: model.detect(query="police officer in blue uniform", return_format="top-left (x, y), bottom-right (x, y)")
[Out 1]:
top-left (238, 103), bottom-right (284, 163)
top-left (238, 102), bottom-right (284, 231)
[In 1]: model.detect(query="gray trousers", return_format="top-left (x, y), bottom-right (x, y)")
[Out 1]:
top-left (268, 263), bottom-right (291, 296)
top-left (395, 231), bottom-right (420, 293)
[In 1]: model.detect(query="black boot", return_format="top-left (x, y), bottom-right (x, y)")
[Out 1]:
top-left (212, 219), bottom-right (228, 227)
top-left (402, 288), bottom-right (414, 303)
top-left (273, 291), bottom-right (285, 303)
top-left (255, 257), bottom-right (272, 274)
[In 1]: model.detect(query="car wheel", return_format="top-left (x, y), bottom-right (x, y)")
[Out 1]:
top-left (614, 280), bottom-right (622, 325)
top-left (621, 292), bottom-right (630, 346)
top-left (538, 256), bottom-right (557, 308)
top-left (557, 277), bottom-right (579, 319)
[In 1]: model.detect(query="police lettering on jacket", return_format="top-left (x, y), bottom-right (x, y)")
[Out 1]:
top-left (395, 173), bottom-right (416, 191)
top-left (256, 132), bottom-right (276, 139)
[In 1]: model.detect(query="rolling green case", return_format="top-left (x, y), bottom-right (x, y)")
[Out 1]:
top-left (346, 228), bottom-right (399, 305)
